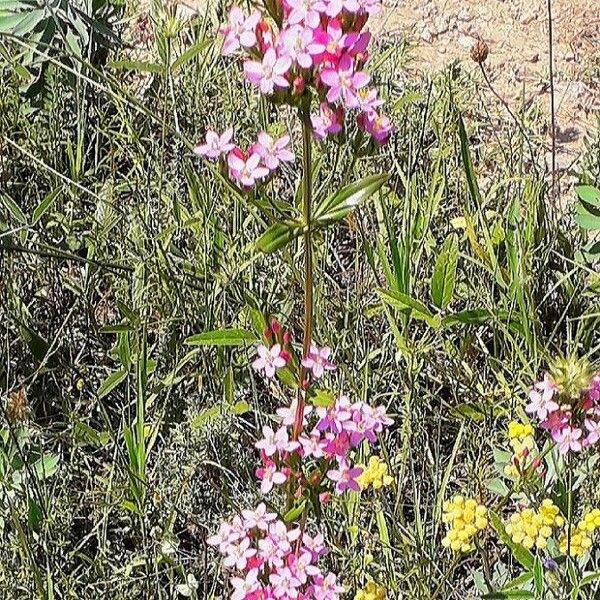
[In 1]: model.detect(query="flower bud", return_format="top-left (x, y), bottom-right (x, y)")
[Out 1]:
top-left (283, 330), bottom-right (291, 345)
top-left (521, 447), bottom-right (529, 459)
top-left (270, 318), bottom-right (281, 334)
top-left (470, 38), bottom-right (489, 64)
top-left (257, 20), bottom-right (274, 53)
top-left (319, 492), bottom-right (331, 504)
top-left (292, 76), bottom-right (305, 96)
top-left (532, 458), bottom-right (541, 469)
top-left (263, 327), bottom-right (272, 339)
top-left (279, 350), bottom-right (290, 364)
top-left (301, 378), bottom-right (310, 390)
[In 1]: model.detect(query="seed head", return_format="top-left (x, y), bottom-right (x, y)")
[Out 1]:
top-left (471, 39), bottom-right (489, 64)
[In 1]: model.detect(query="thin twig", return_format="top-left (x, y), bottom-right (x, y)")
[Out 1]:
top-left (547, 0), bottom-right (557, 202)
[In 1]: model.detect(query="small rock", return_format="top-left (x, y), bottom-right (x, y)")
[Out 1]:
top-left (458, 35), bottom-right (473, 49)
top-left (420, 27), bottom-right (435, 43)
top-left (564, 51), bottom-right (576, 62)
top-left (457, 8), bottom-right (472, 22)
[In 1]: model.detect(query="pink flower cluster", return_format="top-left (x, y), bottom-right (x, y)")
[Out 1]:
top-left (255, 394), bottom-right (393, 495)
top-left (208, 504), bottom-right (343, 599)
top-left (194, 129), bottom-right (294, 188)
top-left (219, 0), bottom-right (393, 144)
top-left (526, 372), bottom-right (600, 455)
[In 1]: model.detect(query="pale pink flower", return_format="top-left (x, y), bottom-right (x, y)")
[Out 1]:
top-left (258, 534), bottom-right (286, 568)
top-left (207, 521), bottom-right (237, 553)
top-left (241, 503), bottom-right (277, 531)
top-left (320, 54), bottom-right (370, 107)
top-left (252, 343), bottom-right (287, 378)
top-left (276, 399), bottom-right (312, 426)
top-left (255, 425), bottom-right (300, 456)
top-left (311, 102), bottom-right (344, 139)
top-left (302, 532), bottom-right (326, 560)
top-left (585, 419), bottom-right (600, 445)
top-left (358, 110), bottom-right (394, 145)
top-left (280, 25), bottom-right (325, 69)
top-left (228, 151), bottom-right (270, 188)
top-left (193, 128), bottom-right (235, 159)
top-left (302, 344), bottom-right (336, 378)
top-left (299, 431), bottom-right (326, 458)
top-left (525, 383), bottom-right (559, 421)
top-left (244, 48), bottom-right (291, 95)
top-left (223, 536), bottom-right (256, 570)
top-left (255, 132), bottom-right (295, 170)
top-left (269, 566), bottom-right (301, 598)
top-left (345, 408), bottom-right (378, 445)
top-left (256, 460), bottom-right (288, 494)
top-left (310, 572), bottom-right (344, 599)
top-left (317, 0), bottom-right (360, 17)
top-left (553, 426), bottom-right (583, 455)
top-left (354, 87), bottom-right (384, 116)
top-left (327, 460), bottom-right (363, 493)
top-left (289, 552), bottom-right (320, 584)
top-left (284, 0), bottom-right (323, 28)
top-left (219, 7), bottom-right (261, 55)
top-left (357, 0), bottom-right (381, 15)
top-left (231, 569), bottom-right (260, 600)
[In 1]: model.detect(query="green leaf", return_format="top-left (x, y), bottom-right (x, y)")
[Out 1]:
top-left (575, 202), bottom-right (600, 230)
top-left (231, 401), bottom-right (251, 415)
top-left (171, 39), bottom-right (211, 71)
top-left (109, 59), bottom-right (164, 74)
top-left (97, 369), bottom-right (128, 399)
top-left (32, 187), bottom-right (60, 223)
top-left (190, 406), bottom-right (220, 429)
top-left (315, 173), bottom-right (388, 224)
top-left (533, 555), bottom-right (544, 596)
top-left (483, 593), bottom-right (534, 599)
top-left (575, 185), bottom-right (600, 207)
top-left (283, 500), bottom-right (306, 523)
top-left (32, 453), bottom-right (59, 480)
top-left (255, 221), bottom-right (304, 253)
top-left (502, 572), bottom-right (534, 590)
top-left (489, 510), bottom-right (535, 569)
top-left (431, 233), bottom-right (458, 309)
top-left (185, 329), bottom-right (256, 346)
top-left (0, 9), bottom-right (45, 35)
top-left (1, 193), bottom-right (27, 224)
top-left (580, 571), bottom-right (600, 587)
top-left (311, 389), bottom-right (335, 408)
top-left (485, 477), bottom-right (510, 496)
top-left (377, 288), bottom-right (440, 329)
top-left (451, 402), bottom-right (485, 421)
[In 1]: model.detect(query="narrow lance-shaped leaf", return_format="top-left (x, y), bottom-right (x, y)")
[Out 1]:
top-left (377, 288), bottom-right (441, 329)
top-left (185, 329), bottom-right (257, 346)
top-left (255, 221), bottom-right (304, 254)
top-left (431, 233), bottom-right (458, 309)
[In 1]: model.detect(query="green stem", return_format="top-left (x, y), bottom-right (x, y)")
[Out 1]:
top-left (292, 112), bottom-right (314, 442)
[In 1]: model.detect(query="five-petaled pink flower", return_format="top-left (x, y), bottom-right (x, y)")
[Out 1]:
top-left (311, 102), bottom-right (344, 140)
top-left (230, 569), bottom-right (260, 600)
top-left (327, 460), bottom-right (363, 493)
top-left (320, 54), bottom-right (370, 108)
top-left (256, 459), bottom-right (288, 494)
top-left (219, 6), bottom-right (261, 55)
top-left (284, 0), bottom-right (322, 28)
top-left (280, 25), bottom-right (326, 69)
top-left (585, 419), bottom-right (600, 446)
top-left (302, 344), bottom-right (336, 378)
top-left (255, 425), bottom-right (299, 456)
top-left (244, 48), bottom-right (291, 95)
top-left (526, 376), bottom-right (560, 421)
top-left (193, 128), bottom-right (235, 159)
top-left (228, 151), bottom-right (270, 187)
top-left (255, 132), bottom-right (295, 170)
top-left (553, 426), bottom-right (583, 455)
top-left (223, 536), bottom-right (256, 570)
top-left (252, 343), bottom-right (287, 378)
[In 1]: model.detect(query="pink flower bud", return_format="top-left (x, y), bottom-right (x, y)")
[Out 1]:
top-left (263, 327), bottom-right (272, 338)
top-left (532, 458), bottom-right (541, 469)
top-left (256, 20), bottom-right (274, 53)
top-left (292, 76), bottom-right (305, 96)
top-left (279, 350), bottom-right (290, 364)
top-left (270, 318), bottom-right (281, 334)
top-left (301, 378), bottom-right (310, 390)
top-left (521, 447), bottom-right (529, 459)
top-left (283, 331), bottom-right (291, 345)
top-left (319, 492), bottom-right (331, 504)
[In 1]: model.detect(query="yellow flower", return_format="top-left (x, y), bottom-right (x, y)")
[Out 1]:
top-left (357, 456), bottom-right (393, 491)
top-left (442, 496), bottom-right (487, 553)
top-left (354, 581), bottom-right (386, 600)
top-left (505, 500), bottom-right (563, 550)
top-left (507, 420), bottom-right (535, 455)
top-left (559, 526), bottom-right (593, 557)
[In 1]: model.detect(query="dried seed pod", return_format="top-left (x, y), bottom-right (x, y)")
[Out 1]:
top-left (471, 38), bottom-right (489, 64)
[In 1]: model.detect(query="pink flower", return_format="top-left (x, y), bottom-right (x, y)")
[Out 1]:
top-left (311, 103), bottom-right (344, 139)
top-left (219, 7), bottom-right (261, 55)
top-left (207, 521), bottom-right (237, 553)
top-left (277, 399), bottom-right (312, 426)
top-left (354, 87), bottom-right (384, 116)
top-left (256, 460), bottom-right (288, 494)
top-left (255, 132), bottom-right (295, 170)
top-left (525, 379), bottom-right (559, 421)
top-left (302, 532), bottom-right (326, 560)
top-left (358, 110), bottom-right (394, 145)
top-left (223, 537), bottom-right (257, 570)
top-left (289, 552), bottom-right (320, 584)
top-left (255, 425), bottom-right (300, 456)
top-left (269, 566), bottom-right (301, 598)
top-left (540, 409), bottom-right (570, 435)
top-left (242, 503), bottom-right (277, 531)
top-left (585, 419), bottom-right (600, 445)
top-left (193, 128), bottom-right (235, 159)
top-left (284, 0), bottom-right (323, 28)
top-left (327, 460), bottom-right (363, 493)
top-left (244, 48), bottom-right (291, 95)
top-left (309, 572), bottom-right (344, 599)
top-left (553, 426), bottom-right (583, 455)
top-left (280, 25), bottom-right (325, 69)
top-left (299, 432), bottom-right (326, 458)
top-left (231, 569), bottom-right (260, 600)
top-left (228, 151), bottom-right (270, 188)
top-left (345, 408), bottom-right (378, 446)
top-left (322, 430), bottom-right (351, 458)
top-left (316, 395), bottom-right (352, 433)
top-left (302, 344), bottom-right (336, 378)
top-left (314, 19), bottom-right (344, 62)
top-left (252, 343), bottom-right (287, 378)
top-left (320, 54), bottom-right (370, 107)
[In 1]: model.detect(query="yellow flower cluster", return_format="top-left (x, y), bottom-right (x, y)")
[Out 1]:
top-left (505, 500), bottom-right (564, 550)
top-left (558, 509), bottom-right (600, 557)
top-left (357, 456), bottom-right (393, 490)
top-left (504, 420), bottom-right (536, 478)
top-left (441, 496), bottom-right (488, 552)
top-left (354, 581), bottom-right (386, 600)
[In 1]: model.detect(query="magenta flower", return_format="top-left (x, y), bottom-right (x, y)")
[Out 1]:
top-left (359, 110), bottom-right (394, 145)
top-left (315, 19), bottom-right (344, 62)
top-left (346, 408), bottom-right (378, 446)
top-left (280, 25), bottom-right (325, 69)
top-left (316, 395), bottom-right (352, 433)
top-left (310, 572), bottom-right (344, 599)
top-left (256, 459), bottom-right (288, 494)
top-left (320, 54), bottom-right (370, 108)
top-left (553, 426), bottom-right (583, 455)
top-left (219, 7), bottom-right (261, 55)
top-left (327, 460), bottom-right (363, 493)
top-left (255, 132), bottom-right (295, 170)
top-left (230, 570), bottom-right (260, 600)
top-left (244, 48), bottom-right (291, 95)
top-left (223, 537), bottom-right (256, 570)
top-left (228, 151), bottom-right (270, 188)
top-left (193, 128), bottom-right (235, 159)
top-left (525, 378), bottom-right (559, 421)
top-left (252, 343), bottom-right (287, 378)
top-left (302, 344), bottom-right (336, 379)
top-left (311, 102), bottom-right (344, 139)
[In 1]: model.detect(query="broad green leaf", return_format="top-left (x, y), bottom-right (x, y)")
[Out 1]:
top-left (580, 571), bottom-right (600, 587)
top-left (575, 202), bottom-right (600, 230)
top-left (431, 233), bottom-right (458, 309)
top-left (172, 39), bottom-right (211, 71)
top-left (32, 187), bottom-right (60, 223)
top-left (0, 9), bottom-right (45, 35)
top-left (311, 390), bottom-right (335, 408)
top-left (283, 500), bottom-right (306, 523)
top-left (575, 185), bottom-right (600, 207)
top-left (190, 406), bottom-right (220, 429)
top-left (255, 221), bottom-right (304, 253)
top-left (109, 59), bottom-right (164, 74)
top-left (185, 329), bottom-right (256, 346)
top-left (315, 173), bottom-right (388, 224)
top-left (485, 477), bottom-right (510, 496)
top-left (32, 453), bottom-right (59, 480)
top-left (451, 402), bottom-right (485, 421)
top-left (231, 401), bottom-right (251, 415)
top-left (489, 510), bottom-right (535, 569)
top-left (97, 368), bottom-right (128, 398)
top-left (377, 288), bottom-right (440, 329)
